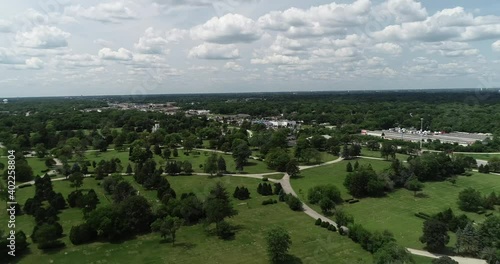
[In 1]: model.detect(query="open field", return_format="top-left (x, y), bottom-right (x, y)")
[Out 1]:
top-left (2, 176), bottom-right (372, 264)
top-left (360, 148), bottom-right (410, 161)
top-left (456, 153), bottom-right (500, 161)
top-left (291, 159), bottom-right (500, 250)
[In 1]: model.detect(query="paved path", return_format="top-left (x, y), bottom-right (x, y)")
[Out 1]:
top-left (407, 249), bottom-right (486, 264)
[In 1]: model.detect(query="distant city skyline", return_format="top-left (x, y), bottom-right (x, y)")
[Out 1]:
top-left (1, 0), bottom-right (500, 97)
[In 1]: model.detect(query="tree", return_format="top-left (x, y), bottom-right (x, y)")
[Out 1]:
top-left (112, 181), bottom-right (136, 203)
top-left (380, 142), bottom-right (397, 160)
top-left (182, 160), bottom-right (193, 174)
top-left (344, 165), bottom-right (385, 197)
top-left (456, 222), bottom-right (480, 256)
top-left (373, 242), bottom-right (415, 264)
top-left (232, 140), bottom-right (251, 172)
top-left (406, 178), bottom-right (424, 197)
top-left (150, 216), bottom-right (183, 245)
top-left (204, 182), bottom-right (237, 234)
top-left (153, 144), bottom-right (161, 155)
top-left (335, 209), bottom-right (354, 227)
top-left (285, 194), bottom-right (302, 211)
top-left (285, 159), bottom-right (300, 178)
top-left (217, 155), bottom-right (227, 173)
top-left (432, 257), bottom-right (458, 264)
top-left (265, 148), bottom-right (291, 172)
top-left (32, 223), bottom-right (64, 249)
top-left (69, 223), bottom-right (97, 245)
top-left (319, 198), bottom-right (335, 215)
top-left (162, 149), bottom-right (171, 160)
top-left (458, 188), bottom-right (483, 212)
top-left (126, 163), bottom-right (133, 175)
top-left (307, 185), bottom-right (342, 204)
top-left (204, 153), bottom-right (218, 176)
top-left (346, 162), bottom-right (353, 172)
top-left (173, 148), bottom-right (179, 157)
top-left (420, 219), bottom-right (450, 252)
top-left (266, 227), bottom-right (292, 263)
top-left (69, 172), bottom-right (84, 190)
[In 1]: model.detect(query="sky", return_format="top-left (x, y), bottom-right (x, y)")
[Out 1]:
top-left (1, 0), bottom-right (500, 97)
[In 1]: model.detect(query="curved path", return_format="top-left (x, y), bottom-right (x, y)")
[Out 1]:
top-left (15, 152), bottom-right (486, 263)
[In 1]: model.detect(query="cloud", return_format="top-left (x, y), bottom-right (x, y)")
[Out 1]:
top-left (0, 48), bottom-right (23, 64)
top-left (224, 61), bottom-right (243, 71)
top-left (134, 27), bottom-right (170, 54)
top-left (493, 40), bottom-right (500, 52)
top-left (65, 2), bottom-right (136, 23)
top-left (94, 39), bottom-right (114, 48)
top-left (0, 20), bottom-right (13, 33)
top-left (385, 0), bottom-right (428, 23)
top-left (251, 54), bottom-right (302, 65)
top-left (15, 57), bottom-right (44, 70)
top-left (412, 41), bottom-right (479, 57)
top-left (98, 48), bottom-right (133, 60)
top-left (188, 43), bottom-right (239, 59)
top-left (54, 54), bottom-right (102, 68)
top-left (190, 13), bottom-right (262, 44)
top-left (373, 7), bottom-right (500, 42)
top-left (15, 25), bottom-right (70, 49)
top-left (257, 0), bottom-right (371, 38)
top-left (372, 42), bottom-right (403, 55)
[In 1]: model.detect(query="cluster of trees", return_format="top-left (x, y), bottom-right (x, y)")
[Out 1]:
top-left (67, 189), bottom-right (99, 214)
top-left (335, 210), bottom-right (415, 264)
top-left (458, 188), bottom-right (499, 213)
top-left (23, 176), bottom-right (66, 250)
top-left (344, 165), bottom-right (386, 197)
top-left (165, 160), bottom-right (193, 175)
top-left (307, 185), bottom-right (342, 215)
top-left (203, 153), bottom-right (227, 175)
top-left (487, 157), bottom-right (500, 172)
top-left (2, 153), bottom-right (33, 182)
top-left (257, 183), bottom-right (275, 196)
top-left (420, 214), bottom-right (500, 263)
top-left (233, 186), bottom-right (250, 200)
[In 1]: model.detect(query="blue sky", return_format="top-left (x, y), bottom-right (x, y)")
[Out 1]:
top-left (1, 0), bottom-right (500, 97)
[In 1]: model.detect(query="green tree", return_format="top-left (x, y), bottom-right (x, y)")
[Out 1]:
top-left (373, 242), bottom-right (415, 264)
top-left (150, 216), bottom-right (183, 245)
top-left (455, 222), bottom-right (480, 256)
top-left (204, 182), bottom-right (237, 234)
top-left (232, 140), bottom-right (251, 172)
top-left (346, 162), bottom-right (353, 172)
top-left (285, 159), bottom-right (300, 178)
top-left (204, 153), bottom-right (218, 176)
top-left (265, 148), bottom-right (291, 172)
top-left (69, 172), bottom-right (84, 190)
top-left (406, 178), bottom-right (424, 197)
top-left (319, 198), bottom-right (335, 215)
top-left (458, 187), bottom-right (483, 212)
top-left (266, 227), bottom-right (292, 263)
top-left (420, 219), bottom-right (450, 252)
top-left (217, 155), bottom-right (227, 173)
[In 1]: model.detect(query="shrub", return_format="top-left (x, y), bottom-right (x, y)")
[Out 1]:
top-left (321, 221), bottom-right (330, 228)
top-left (262, 177), bottom-right (269, 182)
top-left (285, 194), bottom-right (303, 211)
top-left (217, 221), bottom-right (234, 240)
top-left (328, 224), bottom-right (337, 232)
top-left (315, 218), bottom-right (322, 226)
top-left (70, 223), bottom-right (97, 245)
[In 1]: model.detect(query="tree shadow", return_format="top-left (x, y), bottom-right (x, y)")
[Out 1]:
top-left (415, 193), bottom-right (429, 198)
top-left (172, 242), bottom-right (196, 249)
top-left (279, 254), bottom-right (303, 264)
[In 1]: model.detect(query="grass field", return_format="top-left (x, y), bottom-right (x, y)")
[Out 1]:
top-left (3, 176), bottom-right (373, 264)
top-left (360, 148), bottom-right (410, 161)
top-left (291, 158), bottom-right (500, 250)
top-left (456, 153), bottom-right (500, 161)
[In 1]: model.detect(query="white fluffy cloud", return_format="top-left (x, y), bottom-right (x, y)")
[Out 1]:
top-left (65, 2), bottom-right (136, 23)
top-left (188, 43), bottom-right (239, 60)
top-left (372, 42), bottom-right (403, 55)
top-left (258, 0), bottom-right (371, 38)
top-left (54, 54), bottom-right (102, 68)
top-left (98, 48), bottom-right (133, 61)
top-left (190, 13), bottom-right (263, 44)
top-left (493, 40), bottom-right (500, 52)
top-left (385, 0), bottom-right (428, 23)
top-left (15, 25), bottom-right (70, 49)
top-left (0, 48), bottom-right (23, 64)
top-left (134, 27), bottom-right (187, 54)
top-left (413, 41), bottom-right (479, 57)
top-left (251, 54), bottom-right (302, 65)
top-left (224, 61), bottom-right (243, 71)
top-left (15, 57), bottom-right (44, 70)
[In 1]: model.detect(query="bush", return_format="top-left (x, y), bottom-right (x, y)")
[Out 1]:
top-left (315, 218), bottom-right (322, 226)
top-left (70, 223), bottom-right (97, 245)
top-left (321, 221), bottom-right (329, 228)
top-left (308, 185), bottom-right (342, 204)
top-left (262, 199), bottom-right (277, 205)
top-left (217, 221), bottom-right (234, 240)
top-left (328, 224), bottom-right (337, 232)
top-left (262, 177), bottom-right (268, 182)
top-left (285, 194), bottom-right (303, 211)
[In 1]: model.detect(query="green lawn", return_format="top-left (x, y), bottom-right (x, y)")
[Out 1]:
top-left (360, 148), bottom-right (409, 161)
top-left (154, 150), bottom-right (273, 174)
top-left (3, 176), bottom-right (373, 264)
top-left (291, 159), bottom-right (500, 250)
top-left (26, 158), bottom-right (50, 178)
top-left (413, 255), bottom-right (434, 264)
top-left (456, 153), bottom-right (500, 161)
